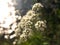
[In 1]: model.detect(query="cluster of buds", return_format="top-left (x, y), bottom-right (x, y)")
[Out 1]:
top-left (17, 3), bottom-right (47, 43)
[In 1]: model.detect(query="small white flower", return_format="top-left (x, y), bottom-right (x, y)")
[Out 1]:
top-left (4, 35), bottom-right (9, 39)
top-left (10, 34), bottom-right (16, 39)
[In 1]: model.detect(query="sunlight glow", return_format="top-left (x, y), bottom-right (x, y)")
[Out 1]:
top-left (0, 0), bottom-right (16, 27)
top-left (0, 0), bottom-right (21, 40)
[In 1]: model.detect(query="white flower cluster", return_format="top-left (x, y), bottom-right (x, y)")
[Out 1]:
top-left (32, 3), bottom-right (44, 11)
top-left (17, 3), bottom-right (46, 43)
top-left (35, 20), bottom-right (46, 31)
